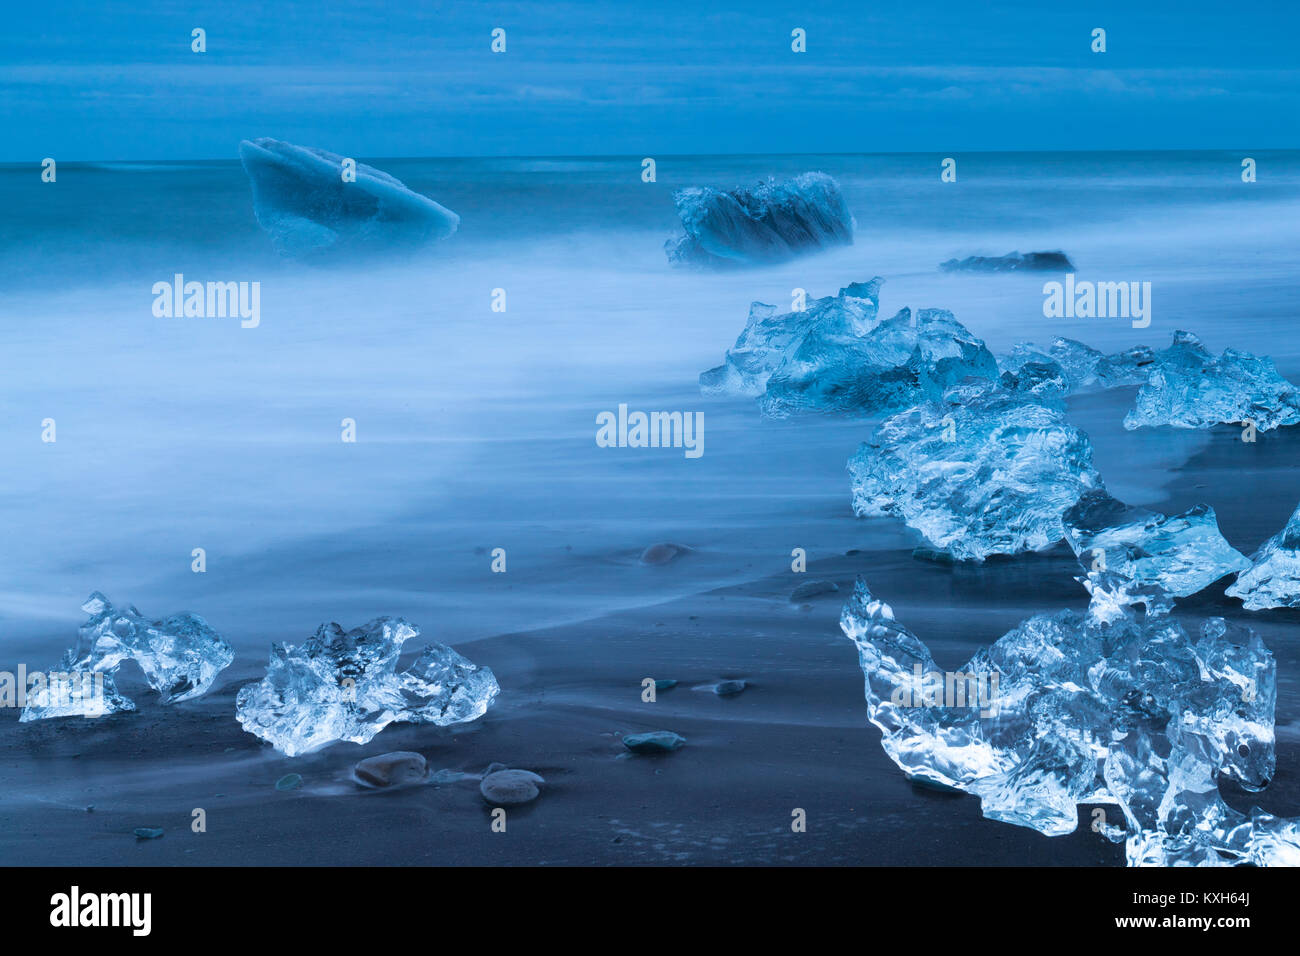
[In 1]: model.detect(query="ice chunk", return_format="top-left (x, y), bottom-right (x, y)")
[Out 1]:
top-left (1227, 501), bottom-right (1300, 610)
top-left (998, 336), bottom-right (1154, 393)
top-left (760, 306), bottom-right (999, 418)
top-left (235, 616), bottom-right (498, 756)
top-left (842, 576), bottom-right (1294, 865)
top-left (848, 391), bottom-right (1103, 561)
top-left (1063, 489), bottom-right (1251, 598)
top-left (700, 279), bottom-right (1000, 417)
top-left (940, 250), bottom-right (1074, 273)
top-left (239, 138), bottom-right (459, 256)
top-left (1124, 330), bottom-right (1300, 431)
top-left (700, 279), bottom-right (883, 397)
top-left (20, 592), bottom-right (233, 722)
top-left (665, 172), bottom-right (853, 267)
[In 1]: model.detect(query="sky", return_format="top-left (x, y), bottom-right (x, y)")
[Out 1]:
top-left (3, 0), bottom-right (1299, 161)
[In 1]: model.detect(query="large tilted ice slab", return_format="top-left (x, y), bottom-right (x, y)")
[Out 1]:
top-left (701, 279), bottom-right (999, 417)
top-left (847, 390), bottom-right (1102, 560)
top-left (20, 593), bottom-right (233, 721)
top-left (1124, 330), bottom-right (1300, 431)
top-left (1227, 501), bottom-right (1300, 610)
top-left (239, 138), bottom-right (460, 256)
top-left (665, 172), bottom-right (853, 267)
top-left (235, 617), bottom-right (499, 756)
top-left (842, 575), bottom-right (1299, 865)
top-left (1063, 489), bottom-right (1251, 598)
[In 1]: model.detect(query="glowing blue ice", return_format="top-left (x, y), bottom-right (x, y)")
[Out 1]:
top-left (1227, 501), bottom-right (1300, 610)
top-left (20, 592), bottom-right (233, 722)
top-left (842, 575), bottom-right (1298, 866)
top-left (239, 138), bottom-right (460, 256)
top-left (235, 616), bottom-right (498, 756)
top-left (666, 172), bottom-right (853, 266)
top-left (847, 390), bottom-right (1102, 561)
top-left (1124, 330), bottom-right (1300, 431)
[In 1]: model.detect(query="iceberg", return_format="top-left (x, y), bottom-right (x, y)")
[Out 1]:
top-left (20, 593), bottom-right (233, 721)
top-left (1063, 489), bottom-right (1251, 598)
top-left (235, 616), bottom-right (498, 756)
top-left (1124, 330), bottom-right (1300, 431)
top-left (1227, 501), bottom-right (1300, 610)
top-left (665, 172), bottom-right (853, 267)
top-left (239, 138), bottom-right (460, 256)
top-left (939, 250), bottom-right (1074, 273)
top-left (842, 576), bottom-right (1298, 865)
top-left (998, 337), bottom-right (1154, 393)
top-left (700, 279), bottom-right (1000, 417)
top-left (848, 390), bottom-right (1103, 561)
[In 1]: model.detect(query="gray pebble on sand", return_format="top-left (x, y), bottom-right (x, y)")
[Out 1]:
top-left (622, 730), bottom-right (686, 753)
top-left (354, 751), bottom-right (427, 788)
top-left (639, 543), bottom-right (691, 565)
top-left (712, 679), bottom-right (747, 696)
top-left (480, 769), bottom-right (545, 806)
top-left (789, 580), bottom-right (839, 601)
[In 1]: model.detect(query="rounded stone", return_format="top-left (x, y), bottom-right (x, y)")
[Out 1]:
top-left (480, 769), bottom-right (544, 806)
top-left (354, 751), bottom-right (428, 788)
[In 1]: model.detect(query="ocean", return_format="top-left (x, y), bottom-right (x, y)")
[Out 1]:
top-left (2, 150), bottom-right (1298, 865)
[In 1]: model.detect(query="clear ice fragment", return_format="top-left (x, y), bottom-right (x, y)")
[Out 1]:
top-left (1123, 330), bottom-right (1300, 431)
top-left (1227, 501), bottom-right (1300, 610)
top-left (235, 616), bottom-right (498, 756)
top-left (842, 575), bottom-right (1297, 865)
top-left (1063, 489), bottom-right (1251, 598)
top-left (20, 592), bottom-right (233, 722)
top-left (848, 391), bottom-right (1103, 560)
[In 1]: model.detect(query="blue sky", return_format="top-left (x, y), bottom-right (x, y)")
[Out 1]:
top-left (4, 0), bottom-right (1299, 160)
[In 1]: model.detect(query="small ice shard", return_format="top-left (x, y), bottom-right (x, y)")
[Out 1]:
top-left (701, 279), bottom-right (999, 418)
top-left (653, 679), bottom-right (678, 691)
top-left (354, 751), bottom-right (428, 788)
top-left (235, 617), bottom-right (499, 757)
top-left (133, 827), bottom-right (164, 840)
top-left (1227, 501), bottom-right (1300, 610)
top-left (998, 337), bottom-right (1154, 393)
top-left (239, 138), bottom-right (459, 256)
top-left (275, 773), bottom-right (303, 791)
top-left (939, 250), bottom-right (1074, 273)
top-left (1063, 490), bottom-right (1251, 598)
top-left (19, 593), bottom-right (233, 722)
top-left (711, 679), bottom-right (747, 697)
top-left (842, 576), bottom-right (1295, 865)
top-left (1123, 330), bottom-right (1300, 431)
top-left (623, 730), bottom-right (686, 754)
top-left (480, 769), bottom-right (544, 806)
top-left (665, 172), bottom-right (853, 267)
top-left (848, 391), bottom-right (1103, 561)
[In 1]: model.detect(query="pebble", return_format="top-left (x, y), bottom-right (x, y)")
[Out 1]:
top-left (790, 580), bottom-right (839, 601)
top-left (622, 731), bottom-right (686, 754)
top-left (480, 769), bottom-right (545, 806)
top-left (354, 751), bottom-right (427, 788)
top-left (133, 827), bottom-right (164, 840)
